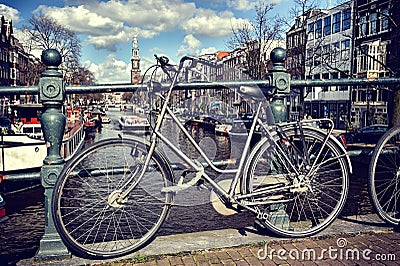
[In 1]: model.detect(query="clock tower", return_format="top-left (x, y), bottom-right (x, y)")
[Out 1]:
top-left (131, 36), bottom-right (141, 84)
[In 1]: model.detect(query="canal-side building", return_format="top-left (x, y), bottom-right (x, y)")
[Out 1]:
top-left (287, 1), bottom-right (354, 129)
top-left (286, 0), bottom-right (400, 129)
top-left (286, 9), bottom-right (326, 121)
top-left (0, 15), bottom-right (41, 106)
top-left (0, 16), bottom-right (41, 88)
top-left (0, 16), bottom-right (12, 86)
top-left (351, 0), bottom-right (399, 128)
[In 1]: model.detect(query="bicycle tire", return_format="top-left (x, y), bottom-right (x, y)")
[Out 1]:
top-left (369, 126), bottom-right (400, 226)
top-left (244, 126), bottom-right (350, 237)
top-left (52, 137), bottom-right (174, 259)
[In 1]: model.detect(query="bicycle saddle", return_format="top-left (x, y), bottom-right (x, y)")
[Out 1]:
top-left (239, 85), bottom-right (266, 101)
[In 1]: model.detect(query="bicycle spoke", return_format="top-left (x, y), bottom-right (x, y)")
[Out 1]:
top-left (369, 126), bottom-right (400, 225)
top-left (53, 138), bottom-right (172, 258)
top-left (245, 126), bottom-right (349, 237)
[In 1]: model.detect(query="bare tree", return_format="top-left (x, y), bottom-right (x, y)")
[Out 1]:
top-left (227, 0), bottom-right (283, 79)
top-left (71, 66), bottom-right (96, 85)
top-left (22, 15), bottom-right (94, 85)
top-left (23, 15), bottom-right (81, 64)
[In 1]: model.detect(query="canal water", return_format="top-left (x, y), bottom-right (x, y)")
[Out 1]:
top-left (0, 108), bottom-right (374, 263)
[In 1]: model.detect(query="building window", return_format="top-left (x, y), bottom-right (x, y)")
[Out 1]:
top-left (380, 9), bottom-right (389, 32)
top-left (315, 19), bottom-right (322, 38)
top-left (295, 18), bottom-right (301, 28)
top-left (333, 12), bottom-right (341, 33)
top-left (10, 52), bottom-right (17, 64)
top-left (341, 39), bottom-right (350, 61)
top-left (356, 41), bottom-right (387, 76)
top-left (342, 8), bottom-right (351, 31)
top-left (359, 16), bottom-right (367, 37)
top-left (308, 23), bottom-right (314, 40)
top-left (370, 13), bottom-right (378, 35)
top-left (323, 16), bottom-right (331, 36)
top-left (10, 68), bottom-right (16, 80)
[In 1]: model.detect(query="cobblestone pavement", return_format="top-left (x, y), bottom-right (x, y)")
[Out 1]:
top-left (17, 214), bottom-right (400, 266)
top-left (95, 230), bottom-right (400, 266)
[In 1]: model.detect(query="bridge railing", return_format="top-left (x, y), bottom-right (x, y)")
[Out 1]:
top-left (1, 47), bottom-right (400, 261)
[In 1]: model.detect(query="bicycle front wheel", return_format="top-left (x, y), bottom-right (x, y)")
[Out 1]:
top-left (244, 126), bottom-right (350, 237)
top-left (369, 126), bottom-right (400, 226)
top-left (52, 137), bottom-right (173, 259)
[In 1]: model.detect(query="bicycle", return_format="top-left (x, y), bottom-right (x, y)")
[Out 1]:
top-left (52, 52), bottom-right (351, 259)
top-left (369, 125), bottom-right (400, 226)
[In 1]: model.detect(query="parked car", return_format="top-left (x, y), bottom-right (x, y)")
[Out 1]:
top-left (342, 124), bottom-right (388, 144)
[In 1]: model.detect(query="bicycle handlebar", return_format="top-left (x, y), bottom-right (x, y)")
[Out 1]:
top-left (154, 54), bottom-right (172, 67)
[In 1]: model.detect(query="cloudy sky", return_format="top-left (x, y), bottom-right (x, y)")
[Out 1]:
top-left (1, 0), bottom-right (329, 83)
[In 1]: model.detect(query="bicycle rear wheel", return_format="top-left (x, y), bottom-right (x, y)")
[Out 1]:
top-left (369, 126), bottom-right (400, 226)
top-left (52, 137), bottom-right (173, 259)
top-left (244, 126), bottom-right (350, 237)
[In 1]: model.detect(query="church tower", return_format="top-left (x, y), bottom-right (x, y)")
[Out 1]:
top-left (131, 36), bottom-right (141, 84)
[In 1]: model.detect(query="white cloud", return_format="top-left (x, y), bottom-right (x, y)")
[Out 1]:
top-left (32, 0), bottom-right (252, 52)
top-left (0, 4), bottom-right (20, 23)
top-left (35, 5), bottom-right (123, 36)
top-left (94, 0), bottom-right (196, 32)
top-left (226, 0), bottom-right (256, 11)
top-left (86, 27), bottom-right (157, 51)
top-left (181, 9), bottom-right (250, 38)
top-left (225, 0), bottom-right (285, 10)
top-left (177, 34), bottom-right (202, 57)
top-left (84, 54), bottom-right (131, 84)
top-left (176, 34), bottom-right (217, 57)
top-left (35, 0), bottom-right (196, 51)
top-left (199, 47), bottom-right (218, 55)
top-left (184, 34), bottom-right (202, 50)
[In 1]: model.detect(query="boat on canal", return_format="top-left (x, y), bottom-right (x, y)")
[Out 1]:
top-left (0, 193), bottom-right (7, 223)
top-left (118, 115), bottom-right (150, 132)
top-left (215, 123), bottom-right (232, 136)
top-left (0, 104), bottom-right (85, 182)
top-left (100, 114), bottom-right (111, 124)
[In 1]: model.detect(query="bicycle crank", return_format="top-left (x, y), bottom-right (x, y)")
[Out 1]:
top-left (210, 179), bottom-right (239, 216)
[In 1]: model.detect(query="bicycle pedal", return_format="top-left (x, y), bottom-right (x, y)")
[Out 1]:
top-left (254, 219), bottom-right (268, 230)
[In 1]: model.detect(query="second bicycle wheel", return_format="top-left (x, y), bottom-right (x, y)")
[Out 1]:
top-left (52, 137), bottom-right (174, 259)
top-left (369, 126), bottom-right (400, 226)
top-left (244, 126), bottom-right (350, 237)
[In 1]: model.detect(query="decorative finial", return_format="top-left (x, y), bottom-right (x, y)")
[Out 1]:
top-left (41, 49), bottom-right (62, 67)
top-left (270, 47), bottom-right (286, 66)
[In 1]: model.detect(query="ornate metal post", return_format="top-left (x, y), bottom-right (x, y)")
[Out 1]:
top-left (35, 49), bottom-right (71, 261)
top-left (269, 47), bottom-right (290, 122)
top-left (267, 47), bottom-right (291, 228)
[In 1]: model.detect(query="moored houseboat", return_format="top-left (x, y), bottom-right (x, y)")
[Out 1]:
top-left (0, 104), bottom-right (85, 183)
